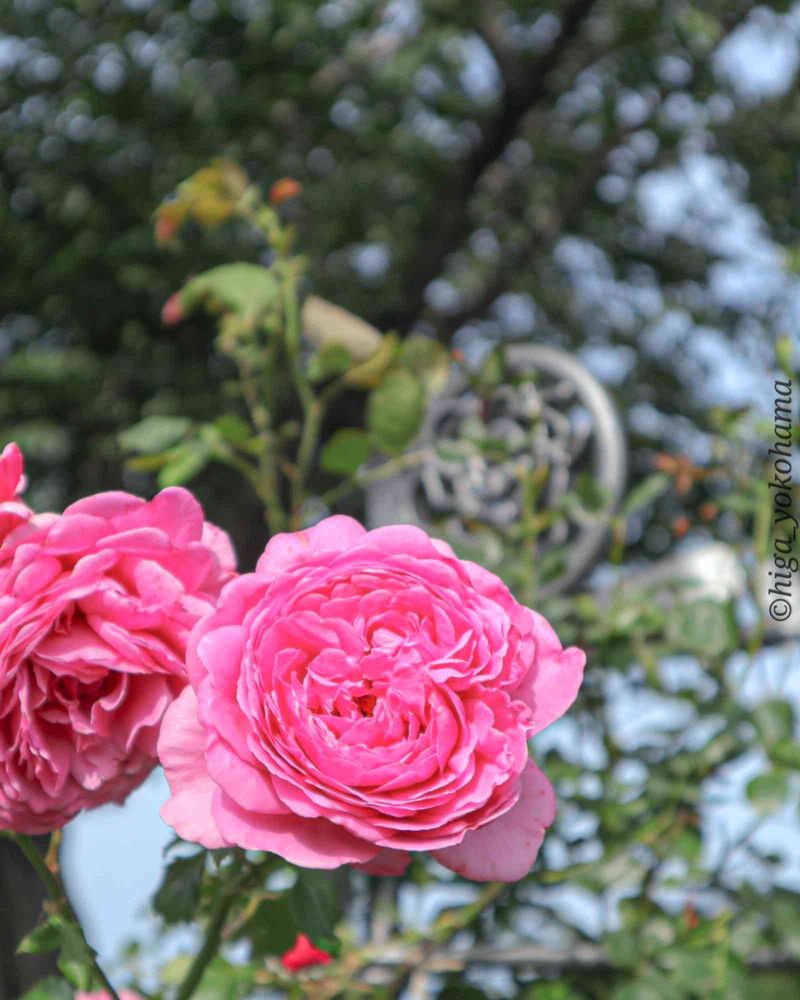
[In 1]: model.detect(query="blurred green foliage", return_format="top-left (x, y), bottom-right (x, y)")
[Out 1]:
top-left (3, 1), bottom-right (800, 998)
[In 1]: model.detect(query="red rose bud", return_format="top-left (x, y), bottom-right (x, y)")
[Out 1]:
top-left (269, 177), bottom-right (302, 206)
top-left (161, 292), bottom-right (185, 326)
top-left (155, 202), bottom-right (185, 246)
top-left (155, 214), bottom-right (180, 247)
top-left (281, 934), bottom-right (332, 972)
top-left (672, 515), bottom-right (690, 538)
top-left (699, 501), bottom-right (719, 522)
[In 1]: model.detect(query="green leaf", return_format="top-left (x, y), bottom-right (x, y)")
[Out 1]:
top-left (19, 977), bottom-right (74, 1000)
top-left (307, 344), bottom-right (352, 384)
top-left (770, 739), bottom-right (800, 769)
top-left (16, 913), bottom-right (96, 992)
top-left (672, 828), bottom-right (702, 862)
top-left (621, 474), bottom-right (670, 517)
top-left (56, 922), bottom-right (93, 991)
top-left (439, 986), bottom-right (486, 1000)
top-left (235, 894), bottom-right (297, 958)
top-left (118, 415), bottom-right (192, 455)
top-left (320, 429), bottom-right (372, 476)
top-left (153, 851), bottom-right (207, 924)
top-left (476, 345), bottom-right (506, 391)
top-left (604, 929), bottom-right (639, 969)
top-left (17, 918), bottom-right (62, 956)
top-left (19, 918), bottom-right (94, 992)
top-left (575, 472), bottom-right (612, 513)
top-left (182, 263), bottom-right (281, 322)
top-left (754, 700), bottom-right (795, 752)
top-left (289, 869), bottom-right (344, 947)
top-left (367, 368), bottom-right (426, 454)
top-left (664, 946), bottom-right (726, 993)
top-left (213, 414), bottom-right (253, 446)
top-left (158, 442), bottom-right (211, 487)
top-left (345, 333), bottom-right (398, 389)
top-left (746, 772), bottom-right (789, 813)
top-left (398, 334), bottom-right (450, 392)
top-left (745, 970), bottom-right (800, 1000)
top-left (611, 975), bottom-right (674, 1000)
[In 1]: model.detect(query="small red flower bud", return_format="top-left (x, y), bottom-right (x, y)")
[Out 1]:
top-left (699, 502), bottom-right (719, 522)
top-left (281, 933), bottom-right (332, 972)
top-left (161, 292), bottom-right (185, 326)
top-left (269, 177), bottom-right (302, 206)
top-left (683, 902), bottom-right (699, 930)
top-left (154, 201), bottom-right (185, 246)
top-left (155, 214), bottom-right (180, 247)
top-left (672, 515), bottom-right (690, 538)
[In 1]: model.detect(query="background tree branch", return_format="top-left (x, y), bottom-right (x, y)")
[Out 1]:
top-left (383, 0), bottom-right (601, 335)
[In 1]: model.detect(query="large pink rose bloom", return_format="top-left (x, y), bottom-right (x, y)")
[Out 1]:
top-left (0, 486), bottom-right (235, 834)
top-left (0, 443), bottom-right (32, 541)
top-left (159, 517), bottom-right (583, 881)
top-left (77, 992), bottom-right (145, 1000)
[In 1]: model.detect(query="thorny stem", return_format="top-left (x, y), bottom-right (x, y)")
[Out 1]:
top-left (174, 852), bottom-right (249, 1000)
top-left (318, 448), bottom-right (436, 511)
top-left (12, 832), bottom-right (122, 1000)
top-left (280, 265), bottom-right (321, 524)
top-left (385, 881), bottom-right (507, 997)
top-left (237, 355), bottom-right (287, 534)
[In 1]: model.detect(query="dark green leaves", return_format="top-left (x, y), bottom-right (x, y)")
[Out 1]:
top-left (288, 869), bottom-right (344, 952)
top-left (753, 699), bottom-right (795, 752)
top-left (56, 922), bottom-right (95, 990)
top-left (17, 918), bottom-right (63, 956)
top-left (118, 415), bottom-right (192, 455)
top-left (153, 850), bottom-right (207, 924)
top-left (367, 368), bottom-right (426, 454)
top-left (181, 264), bottom-right (281, 325)
top-left (156, 441), bottom-right (212, 488)
top-left (307, 344), bottom-right (352, 384)
top-left (235, 894), bottom-right (297, 959)
top-left (621, 474), bottom-right (671, 517)
top-left (746, 772), bottom-right (789, 814)
top-left (118, 413), bottom-right (214, 487)
top-left (17, 915), bottom-right (95, 991)
top-left (19, 977), bottom-right (74, 1000)
top-left (398, 334), bottom-right (450, 392)
top-left (320, 428), bottom-right (372, 476)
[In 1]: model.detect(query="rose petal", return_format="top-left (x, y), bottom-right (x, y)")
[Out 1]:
top-left (431, 761), bottom-right (556, 882)
top-left (256, 515), bottom-right (366, 578)
top-left (211, 790), bottom-right (377, 868)
top-left (158, 688), bottom-right (225, 849)
top-left (514, 612), bottom-right (585, 735)
top-left (352, 847), bottom-right (412, 876)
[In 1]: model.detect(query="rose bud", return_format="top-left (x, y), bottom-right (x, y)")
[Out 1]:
top-left (281, 933), bottom-right (332, 972)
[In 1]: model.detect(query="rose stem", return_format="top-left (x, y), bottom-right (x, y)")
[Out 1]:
top-left (11, 831), bottom-right (122, 1000)
top-left (174, 851), bottom-right (249, 1000)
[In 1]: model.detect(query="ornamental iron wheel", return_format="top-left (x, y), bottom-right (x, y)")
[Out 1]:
top-left (366, 344), bottom-right (627, 598)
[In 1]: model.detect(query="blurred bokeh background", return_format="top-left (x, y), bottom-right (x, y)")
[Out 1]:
top-left (3, 1), bottom-right (800, 998)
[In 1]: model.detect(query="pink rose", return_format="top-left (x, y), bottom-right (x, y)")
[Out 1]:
top-left (159, 517), bottom-right (583, 882)
top-left (77, 992), bottom-right (145, 1000)
top-left (0, 443), bottom-right (31, 541)
top-left (0, 486), bottom-right (235, 834)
